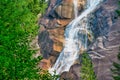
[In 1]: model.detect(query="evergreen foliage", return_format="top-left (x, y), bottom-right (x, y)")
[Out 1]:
top-left (39, 70), bottom-right (59, 80)
top-left (111, 47), bottom-right (120, 80)
top-left (81, 52), bottom-right (96, 80)
top-left (116, 1), bottom-right (120, 16)
top-left (0, 0), bottom-right (55, 80)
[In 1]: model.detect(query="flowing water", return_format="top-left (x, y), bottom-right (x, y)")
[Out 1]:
top-left (49, 0), bottom-right (103, 75)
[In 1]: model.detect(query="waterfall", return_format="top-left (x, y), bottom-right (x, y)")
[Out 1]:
top-left (73, 0), bottom-right (78, 18)
top-left (49, 0), bottom-right (103, 75)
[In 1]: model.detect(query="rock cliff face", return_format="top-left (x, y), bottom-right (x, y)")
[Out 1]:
top-left (38, 0), bottom-right (86, 69)
top-left (90, 0), bottom-right (119, 80)
top-left (38, 0), bottom-right (119, 80)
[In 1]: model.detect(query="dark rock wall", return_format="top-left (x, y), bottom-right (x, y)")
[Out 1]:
top-left (90, 0), bottom-right (119, 80)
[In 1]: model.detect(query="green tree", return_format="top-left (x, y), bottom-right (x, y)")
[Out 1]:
top-left (80, 52), bottom-right (96, 80)
top-left (111, 47), bottom-right (120, 80)
top-left (0, 0), bottom-right (55, 80)
top-left (116, 1), bottom-right (120, 16)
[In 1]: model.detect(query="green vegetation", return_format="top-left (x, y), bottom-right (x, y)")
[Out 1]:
top-left (111, 47), bottom-right (120, 80)
top-left (39, 70), bottom-right (59, 80)
top-left (0, 0), bottom-right (56, 80)
top-left (116, 1), bottom-right (120, 16)
top-left (81, 52), bottom-right (96, 80)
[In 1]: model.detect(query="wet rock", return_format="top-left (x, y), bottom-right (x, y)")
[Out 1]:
top-left (38, 0), bottom-right (86, 66)
top-left (48, 56), bottom-right (57, 66)
top-left (60, 64), bottom-right (81, 80)
top-left (48, 27), bottom-right (65, 52)
top-left (38, 26), bottom-right (64, 56)
top-left (55, 1), bottom-right (74, 19)
top-left (39, 59), bottom-right (51, 70)
top-left (56, 19), bottom-right (72, 28)
top-left (38, 26), bottom-right (53, 59)
top-left (39, 0), bottom-right (86, 28)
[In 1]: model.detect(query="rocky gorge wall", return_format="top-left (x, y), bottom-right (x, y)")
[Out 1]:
top-left (90, 0), bottom-right (120, 80)
top-left (38, 0), bottom-right (120, 80)
top-left (38, 0), bottom-right (86, 68)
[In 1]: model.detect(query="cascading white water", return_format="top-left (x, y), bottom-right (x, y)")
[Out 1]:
top-left (49, 0), bottom-right (103, 75)
top-left (73, 0), bottom-right (78, 18)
